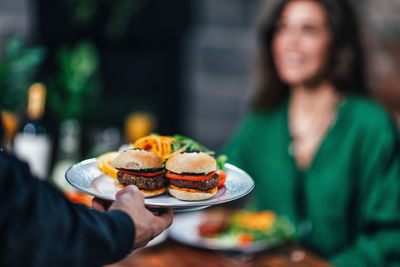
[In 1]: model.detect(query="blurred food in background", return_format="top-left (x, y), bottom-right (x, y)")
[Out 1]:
top-left (169, 208), bottom-right (296, 252)
top-left (198, 209), bottom-right (296, 248)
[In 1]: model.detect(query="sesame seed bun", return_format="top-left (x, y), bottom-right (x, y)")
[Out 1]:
top-left (111, 149), bottom-right (163, 170)
top-left (165, 152), bottom-right (216, 174)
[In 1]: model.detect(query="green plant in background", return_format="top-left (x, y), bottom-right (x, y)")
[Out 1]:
top-left (68, 0), bottom-right (98, 28)
top-left (66, 0), bottom-right (147, 41)
top-left (104, 0), bottom-right (146, 41)
top-left (48, 41), bottom-right (102, 121)
top-left (0, 36), bottom-right (45, 111)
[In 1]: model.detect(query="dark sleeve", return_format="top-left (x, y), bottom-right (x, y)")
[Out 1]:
top-left (0, 151), bottom-right (135, 267)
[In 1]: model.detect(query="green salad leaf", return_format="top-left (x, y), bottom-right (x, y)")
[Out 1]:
top-left (216, 155), bottom-right (228, 170)
top-left (170, 135), bottom-right (228, 170)
top-left (171, 134), bottom-right (214, 154)
top-left (142, 134), bottom-right (229, 169)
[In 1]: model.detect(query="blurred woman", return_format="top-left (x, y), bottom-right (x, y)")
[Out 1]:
top-left (224, 0), bottom-right (400, 266)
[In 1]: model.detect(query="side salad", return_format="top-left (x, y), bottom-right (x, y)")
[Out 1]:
top-left (198, 209), bottom-right (297, 248)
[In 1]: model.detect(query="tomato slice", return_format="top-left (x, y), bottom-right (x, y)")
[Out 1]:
top-left (165, 171), bottom-right (216, 181)
top-left (238, 233), bottom-right (253, 246)
top-left (117, 169), bottom-right (164, 177)
top-left (216, 169), bottom-right (226, 188)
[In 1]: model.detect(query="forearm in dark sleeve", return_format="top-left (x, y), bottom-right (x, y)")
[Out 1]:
top-left (0, 152), bottom-right (135, 267)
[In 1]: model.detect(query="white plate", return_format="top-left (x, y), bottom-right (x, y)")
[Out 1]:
top-left (169, 212), bottom-right (281, 253)
top-left (65, 159), bottom-right (254, 211)
top-left (145, 230), bottom-right (168, 248)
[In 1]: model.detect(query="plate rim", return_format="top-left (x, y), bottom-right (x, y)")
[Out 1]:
top-left (65, 158), bottom-right (254, 208)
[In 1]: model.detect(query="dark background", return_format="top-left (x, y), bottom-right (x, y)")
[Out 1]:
top-left (36, 0), bottom-right (191, 135)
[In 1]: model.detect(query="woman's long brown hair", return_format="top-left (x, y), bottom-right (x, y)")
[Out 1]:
top-left (252, 0), bottom-right (367, 111)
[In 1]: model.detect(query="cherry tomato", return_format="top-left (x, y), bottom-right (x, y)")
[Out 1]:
top-left (238, 233), bottom-right (253, 246)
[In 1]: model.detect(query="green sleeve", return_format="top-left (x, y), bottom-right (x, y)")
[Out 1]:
top-left (331, 119), bottom-right (400, 267)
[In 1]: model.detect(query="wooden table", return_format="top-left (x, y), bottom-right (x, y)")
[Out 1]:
top-left (108, 239), bottom-right (333, 267)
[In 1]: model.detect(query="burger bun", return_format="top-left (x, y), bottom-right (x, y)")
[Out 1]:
top-left (168, 186), bottom-right (217, 201)
top-left (112, 149), bottom-right (163, 170)
top-left (166, 152), bottom-right (216, 174)
top-left (141, 187), bottom-right (166, 197)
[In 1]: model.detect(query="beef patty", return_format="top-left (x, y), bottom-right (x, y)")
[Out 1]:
top-left (168, 173), bottom-right (219, 191)
top-left (117, 172), bottom-right (165, 190)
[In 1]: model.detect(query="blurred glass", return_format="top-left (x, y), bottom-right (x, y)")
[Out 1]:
top-left (88, 126), bottom-right (121, 157)
top-left (124, 112), bottom-right (156, 143)
top-left (51, 119), bottom-right (81, 190)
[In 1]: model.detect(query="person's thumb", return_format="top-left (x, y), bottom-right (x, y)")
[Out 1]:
top-left (154, 210), bottom-right (174, 229)
top-left (115, 185), bottom-right (140, 199)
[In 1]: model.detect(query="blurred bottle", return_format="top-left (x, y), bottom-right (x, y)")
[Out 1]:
top-left (1, 111), bottom-right (19, 150)
top-left (124, 112), bottom-right (156, 143)
top-left (14, 83), bottom-right (52, 180)
top-left (51, 119), bottom-right (81, 191)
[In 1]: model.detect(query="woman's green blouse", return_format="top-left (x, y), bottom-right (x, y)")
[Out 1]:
top-left (224, 96), bottom-right (400, 267)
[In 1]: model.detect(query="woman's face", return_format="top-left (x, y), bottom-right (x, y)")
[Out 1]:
top-left (272, 0), bottom-right (332, 87)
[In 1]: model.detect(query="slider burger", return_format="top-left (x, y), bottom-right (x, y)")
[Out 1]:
top-left (165, 151), bottom-right (219, 201)
top-left (111, 149), bottom-right (165, 197)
